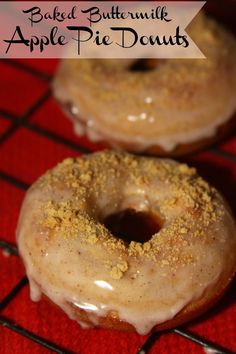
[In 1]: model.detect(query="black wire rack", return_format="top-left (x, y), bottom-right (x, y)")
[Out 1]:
top-left (0, 59), bottom-right (235, 354)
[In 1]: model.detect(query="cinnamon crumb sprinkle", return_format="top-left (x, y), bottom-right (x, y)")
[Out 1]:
top-left (110, 261), bottom-right (128, 279)
top-left (37, 150), bottom-right (225, 277)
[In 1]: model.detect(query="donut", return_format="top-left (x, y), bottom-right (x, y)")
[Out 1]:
top-left (17, 150), bottom-right (236, 334)
top-left (53, 14), bottom-right (236, 156)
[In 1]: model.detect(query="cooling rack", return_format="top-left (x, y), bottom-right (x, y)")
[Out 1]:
top-left (0, 57), bottom-right (235, 354)
top-left (1, 0), bottom-right (236, 349)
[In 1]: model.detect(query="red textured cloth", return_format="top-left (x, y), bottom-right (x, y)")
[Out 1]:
top-left (1, 4), bottom-right (236, 354)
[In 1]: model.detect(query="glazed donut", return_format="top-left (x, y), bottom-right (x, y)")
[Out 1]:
top-left (53, 14), bottom-right (236, 156)
top-left (17, 151), bottom-right (236, 334)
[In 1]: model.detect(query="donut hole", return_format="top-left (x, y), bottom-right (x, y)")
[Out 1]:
top-left (104, 209), bottom-right (162, 244)
top-left (129, 59), bottom-right (161, 72)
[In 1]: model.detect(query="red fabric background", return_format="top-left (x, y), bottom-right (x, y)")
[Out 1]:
top-left (0, 2), bottom-right (236, 354)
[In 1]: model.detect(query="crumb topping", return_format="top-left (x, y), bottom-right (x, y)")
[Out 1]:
top-left (110, 261), bottom-right (128, 280)
top-left (38, 151), bottom-right (224, 278)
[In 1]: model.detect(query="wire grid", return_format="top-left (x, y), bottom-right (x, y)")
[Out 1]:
top-left (0, 58), bottom-right (235, 354)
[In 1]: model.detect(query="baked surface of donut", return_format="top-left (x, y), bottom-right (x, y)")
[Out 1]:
top-left (17, 151), bottom-right (236, 334)
top-left (53, 14), bottom-right (236, 155)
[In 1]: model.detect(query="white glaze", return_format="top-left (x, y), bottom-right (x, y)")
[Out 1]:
top-left (16, 152), bottom-right (236, 334)
top-left (53, 14), bottom-right (236, 153)
top-left (68, 101), bottom-right (236, 152)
